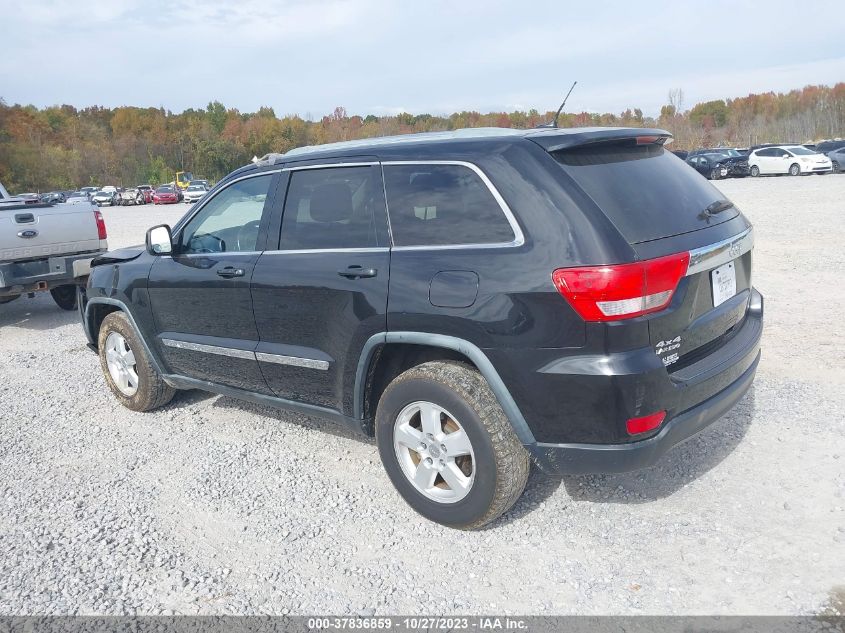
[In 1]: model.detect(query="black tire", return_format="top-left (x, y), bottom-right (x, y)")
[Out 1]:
top-left (833, 161), bottom-right (840, 173)
top-left (376, 361), bottom-right (530, 529)
top-left (50, 284), bottom-right (78, 310)
top-left (789, 163), bottom-right (801, 176)
top-left (750, 165), bottom-right (760, 177)
top-left (709, 168), bottom-right (720, 180)
top-left (98, 312), bottom-right (175, 412)
top-left (0, 295), bottom-right (20, 305)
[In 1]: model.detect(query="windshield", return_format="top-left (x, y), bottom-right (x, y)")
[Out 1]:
top-left (785, 146), bottom-right (815, 156)
top-left (187, 186), bottom-right (204, 191)
top-left (553, 142), bottom-right (738, 243)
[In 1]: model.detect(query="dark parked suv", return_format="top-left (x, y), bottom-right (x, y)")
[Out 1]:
top-left (80, 127), bottom-right (763, 529)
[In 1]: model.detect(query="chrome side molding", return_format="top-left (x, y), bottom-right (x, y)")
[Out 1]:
top-left (161, 338), bottom-right (329, 370)
top-left (686, 227), bottom-right (753, 276)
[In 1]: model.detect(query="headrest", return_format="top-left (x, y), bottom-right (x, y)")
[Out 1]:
top-left (310, 183), bottom-right (353, 223)
top-left (408, 171), bottom-right (455, 194)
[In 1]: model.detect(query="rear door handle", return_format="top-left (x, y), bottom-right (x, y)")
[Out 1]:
top-left (216, 266), bottom-right (245, 278)
top-left (338, 265), bottom-right (377, 279)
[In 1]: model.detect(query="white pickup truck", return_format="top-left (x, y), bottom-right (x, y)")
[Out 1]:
top-left (0, 181), bottom-right (109, 310)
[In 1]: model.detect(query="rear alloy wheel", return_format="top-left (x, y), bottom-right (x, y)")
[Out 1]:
top-left (98, 312), bottom-right (175, 411)
top-left (832, 161), bottom-right (840, 173)
top-left (789, 163), bottom-right (801, 176)
top-left (750, 165), bottom-right (760, 177)
top-left (50, 284), bottom-right (78, 310)
top-left (376, 361), bottom-right (530, 529)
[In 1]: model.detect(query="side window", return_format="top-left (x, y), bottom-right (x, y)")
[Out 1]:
top-left (279, 166), bottom-right (382, 250)
top-left (383, 164), bottom-right (515, 247)
top-left (180, 174), bottom-right (272, 254)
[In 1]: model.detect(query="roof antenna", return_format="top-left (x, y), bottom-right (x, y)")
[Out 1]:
top-left (537, 81), bottom-right (577, 128)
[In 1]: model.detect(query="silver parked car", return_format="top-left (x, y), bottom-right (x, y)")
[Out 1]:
top-left (119, 188), bottom-right (144, 206)
top-left (828, 147), bottom-right (845, 173)
top-left (183, 184), bottom-right (208, 203)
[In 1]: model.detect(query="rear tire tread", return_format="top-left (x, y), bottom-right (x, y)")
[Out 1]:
top-left (380, 361), bottom-right (530, 530)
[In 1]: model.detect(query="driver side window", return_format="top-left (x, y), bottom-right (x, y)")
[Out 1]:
top-left (179, 174), bottom-right (273, 254)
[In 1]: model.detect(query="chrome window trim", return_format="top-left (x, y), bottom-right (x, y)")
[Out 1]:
top-left (161, 338), bottom-right (255, 360)
top-left (173, 169), bottom-right (282, 238)
top-left (255, 352), bottom-right (329, 370)
top-left (381, 160), bottom-right (525, 251)
top-left (282, 162), bottom-right (378, 171)
top-left (686, 227), bottom-right (754, 276)
top-left (262, 247), bottom-right (389, 255)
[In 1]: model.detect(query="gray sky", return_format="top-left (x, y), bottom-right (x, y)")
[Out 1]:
top-left (2, 0), bottom-right (843, 118)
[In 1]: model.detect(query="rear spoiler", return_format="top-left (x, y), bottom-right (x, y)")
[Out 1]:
top-left (525, 127), bottom-right (673, 153)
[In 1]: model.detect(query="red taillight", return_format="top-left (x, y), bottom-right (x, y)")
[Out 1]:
top-left (552, 252), bottom-right (690, 322)
top-left (626, 411), bottom-right (666, 435)
top-left (94, 209), bottom-right (107, 240)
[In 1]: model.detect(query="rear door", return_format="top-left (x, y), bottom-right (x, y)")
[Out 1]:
top-left (250, 160), bottom-right (391, 414)
top-left (147, 171), bottom-right (278, 391)
top-left (550, 139), bottom-right (752, 366)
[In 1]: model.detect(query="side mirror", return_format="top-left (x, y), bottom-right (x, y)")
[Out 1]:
top-left (146, 224), bottom-right (173, 255)
top-left (782, 155), bottom-right (790, 159)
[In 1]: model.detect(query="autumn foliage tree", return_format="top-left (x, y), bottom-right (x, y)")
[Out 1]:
top-left (1, 83), bottom-right (843, 192)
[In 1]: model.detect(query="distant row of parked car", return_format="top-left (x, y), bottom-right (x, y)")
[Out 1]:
top-left (673, 139), bottom-right (845, 180)
top-left (13, 180), bottom-right (212, 208)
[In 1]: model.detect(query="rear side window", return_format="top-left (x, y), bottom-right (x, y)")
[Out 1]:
top-left (280, 166), bottom-right (383, 250)
top-left (383, 164), bottom-right (515, 247)
top-left (553, 143), bottom-right (738, 244)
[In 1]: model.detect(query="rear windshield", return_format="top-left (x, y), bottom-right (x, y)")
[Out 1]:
top-left (552, 143), bottom-right (738, 244)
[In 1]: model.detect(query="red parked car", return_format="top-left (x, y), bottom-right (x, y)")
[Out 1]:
top-left (152, 185), bottom-right (179, 205)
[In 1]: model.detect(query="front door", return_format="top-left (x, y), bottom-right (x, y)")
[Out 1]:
top-left (148, 171), bottom-right (278, 391)
top-left (251, 162), bottom-right (391, 416)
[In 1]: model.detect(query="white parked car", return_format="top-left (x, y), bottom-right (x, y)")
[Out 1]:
top-left (183, 184), bottom-right (208, 203)
top-left (748, 145), bottom-right (832, 176)
top-left (92, 190), bottom-right (117, 206)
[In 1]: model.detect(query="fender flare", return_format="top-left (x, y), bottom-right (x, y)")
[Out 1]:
top-left (354, 331), bottom-right (537, 445)
top-left (84, 297), bottom-right (169, 378)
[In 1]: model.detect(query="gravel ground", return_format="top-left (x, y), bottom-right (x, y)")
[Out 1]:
top-left (1, 177), bottom-right (843, 616)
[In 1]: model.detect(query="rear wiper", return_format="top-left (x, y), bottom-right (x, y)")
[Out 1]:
top-left (700, 200), bottom-right (734, 219)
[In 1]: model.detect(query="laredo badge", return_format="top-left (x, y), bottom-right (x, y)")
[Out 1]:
top-left (656, 336), bottom-right (682, 366)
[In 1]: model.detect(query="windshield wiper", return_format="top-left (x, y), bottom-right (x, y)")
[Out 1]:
top-left (700, 200), bottom-right (734, 219)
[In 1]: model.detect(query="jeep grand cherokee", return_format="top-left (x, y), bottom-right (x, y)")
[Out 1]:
top-left (80, 127), bottom-right (763, 529)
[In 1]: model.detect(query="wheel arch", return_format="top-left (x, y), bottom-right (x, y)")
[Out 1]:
top-left (84, 298), bottom-right (168, 379)
top-left (355, 332), bottom-right (536, 445)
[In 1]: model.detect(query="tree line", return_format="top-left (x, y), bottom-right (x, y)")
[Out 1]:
top-left (1, 83), bottom-right (843, 193)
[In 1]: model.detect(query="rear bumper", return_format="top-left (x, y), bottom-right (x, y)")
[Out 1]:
top-left (528, 349), bottom-right (759, 474)
top-left (0, 252), bottom-right (102, 296)
top-left (521, 288), bottom-right (763, 474)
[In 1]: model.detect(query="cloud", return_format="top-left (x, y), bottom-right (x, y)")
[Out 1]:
top-left (1, 0), bottom-right (843, 118)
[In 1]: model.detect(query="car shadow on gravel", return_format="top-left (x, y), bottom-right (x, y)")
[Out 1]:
top-left (560, 389), bottom-right (757, 504)
top-left (208, 395), bottom-right (374, 445)
top-left (0, 294), bottom-right (79, 331)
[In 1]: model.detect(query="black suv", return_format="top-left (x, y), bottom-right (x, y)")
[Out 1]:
top-left (687, 149), bottom-right (750, 178)
top-left (80, 127), bottom-right (763, 529)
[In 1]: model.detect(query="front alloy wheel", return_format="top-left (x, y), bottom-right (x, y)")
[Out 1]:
top-left (98, 312), bottom-right (175, 411)
top-left (105, 331), bottom-right (138, 396)
top-left (393, 401), bottom-right (475, 503)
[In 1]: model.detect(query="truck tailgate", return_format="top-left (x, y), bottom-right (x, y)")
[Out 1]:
top-left (0, 203), bottom-right (104, 262)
